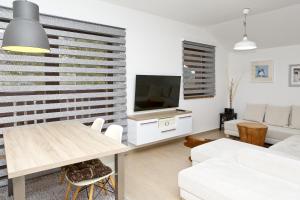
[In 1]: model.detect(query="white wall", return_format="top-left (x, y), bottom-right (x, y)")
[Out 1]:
top-left (1, 0), bottom-right (228, 134)
top-left (228, 45), bottom-right (300, 118)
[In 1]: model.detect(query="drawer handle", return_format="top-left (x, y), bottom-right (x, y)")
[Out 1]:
top-left (161, 128), bottom-right (176, 133)
top-left (178, 116), bottom-right (191, 119)
top-left (140, 121), bottom-right (157, 125)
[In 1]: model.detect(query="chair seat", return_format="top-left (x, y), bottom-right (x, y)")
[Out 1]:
top-left (66, 171), bottom-right (114, 187)
top-left (65, 159), bottom-right (113, 184)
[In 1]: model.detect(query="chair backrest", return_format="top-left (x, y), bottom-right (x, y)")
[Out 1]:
top-left (91, 118), bottom-right (105, 133)
top-left (105, 125), bottom-right (123, 144)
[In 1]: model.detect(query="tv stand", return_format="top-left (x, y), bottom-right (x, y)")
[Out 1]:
top-left (128, 110), bottom-right (192, 146)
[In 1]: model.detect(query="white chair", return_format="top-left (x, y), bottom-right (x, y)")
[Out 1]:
top-left (105, 124), bottom-right (123, 143)
top-left (91, 118), bottom-right (105, 133)
top-left (64, 124), bottom-right (123, 200)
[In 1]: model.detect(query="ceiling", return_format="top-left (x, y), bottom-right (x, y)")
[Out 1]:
top-left (99, 0), bottom-right (299, 26)
top-left (208, 4), bottom-right (300, 50)
top-left (99, 0), bottom-right (300, 50)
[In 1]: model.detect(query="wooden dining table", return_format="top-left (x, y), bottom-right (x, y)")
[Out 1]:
top-left (3, 120), bottom-right (129, 200)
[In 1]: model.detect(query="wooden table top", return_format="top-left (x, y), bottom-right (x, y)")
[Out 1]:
top-left (237, 122), bottom-right (268, 129)
top-left (3, 121), bottom-right (129, 179)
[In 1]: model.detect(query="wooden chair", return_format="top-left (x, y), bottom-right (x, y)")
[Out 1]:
top-left (59, 118), bottom-right (105, 185)
top-left (64, 124), bottom-right (123, 199)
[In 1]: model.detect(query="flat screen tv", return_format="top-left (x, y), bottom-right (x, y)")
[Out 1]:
top-left (134, 75), bottom-right (181, 111)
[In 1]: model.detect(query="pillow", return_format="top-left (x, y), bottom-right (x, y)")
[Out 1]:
top-left (290, 105), bottom-right (300, 129)
top-left (265, 105), bottom-right (290, 127)
top-left (243, 104), bottom-right (266, 122)
top-left (236, 149), bottom-right (300, 186)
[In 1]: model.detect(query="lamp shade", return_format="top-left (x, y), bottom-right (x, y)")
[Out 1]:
top-left (234, 36), bottom-right (257, 51)
top-left (1, 1), bottom-right (50, 53)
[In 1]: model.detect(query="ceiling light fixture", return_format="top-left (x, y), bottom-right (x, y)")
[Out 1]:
top-left (1, 0), bottom-right (50, 53)
top-left (233, 8), bottom-right (257, 51)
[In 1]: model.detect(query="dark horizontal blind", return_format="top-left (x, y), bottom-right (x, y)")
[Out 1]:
top-left (183, 40), bottom-right (215, 99)
top-left (0, 6), bottom-right (127, 187)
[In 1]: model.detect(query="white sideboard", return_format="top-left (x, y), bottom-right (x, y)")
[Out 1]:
top-left (128, 110), bottom-right (192, 146)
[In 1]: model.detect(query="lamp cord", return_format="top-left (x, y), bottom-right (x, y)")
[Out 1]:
top-left (243, 13), bottom-right (247, 38)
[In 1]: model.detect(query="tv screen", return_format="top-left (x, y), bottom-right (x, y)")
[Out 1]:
top-left (134, 75), bottom-right (181, 111)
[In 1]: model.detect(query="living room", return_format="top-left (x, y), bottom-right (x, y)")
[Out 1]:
top-left (0, 0), bottom-right (299, 200)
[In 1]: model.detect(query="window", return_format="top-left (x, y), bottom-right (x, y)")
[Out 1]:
top-left (182, 40), bottom-right (215, 99)
top-left (0, 6), bottom-right (126, 187)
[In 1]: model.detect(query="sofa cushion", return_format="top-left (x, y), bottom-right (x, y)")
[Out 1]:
top-left (290, 105), bottom-right (300, 129)
top-left (265, 105), bottom-right (290, 127)
top-left (178, 158), bottom-right (300, 200)
top-left (243, 104), bottom-right (266, 122)
top-left (267, 125), bottom-right (300, 141)
top-left (191, 138), bottom-right (264, 164)
top-left (236, 149), bottom-right (300, 186)
top-left (270, 135), bottom-right (300, 159)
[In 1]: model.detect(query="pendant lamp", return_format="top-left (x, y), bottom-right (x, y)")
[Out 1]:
top-left (234, 8), bottom-right (257, 51)
top-left (1, 0), bottom-right (50, 53)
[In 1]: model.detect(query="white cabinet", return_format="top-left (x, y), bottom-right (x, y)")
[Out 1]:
top-left (128, 110), bottom-right (192, 146)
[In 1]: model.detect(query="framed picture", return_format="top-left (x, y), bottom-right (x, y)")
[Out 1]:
top-left (289, 64), bottom-right (300, 87)
top-left (251, 60), bottom-right (274, 83)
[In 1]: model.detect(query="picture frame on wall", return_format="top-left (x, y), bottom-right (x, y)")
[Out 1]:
top-left (289, 64), bottom-right (300, 87)
top-left (251, 60), bottom-right (274, 83)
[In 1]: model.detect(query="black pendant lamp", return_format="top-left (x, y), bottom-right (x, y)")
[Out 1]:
top-left (1, 0), bottom-right (50, 53)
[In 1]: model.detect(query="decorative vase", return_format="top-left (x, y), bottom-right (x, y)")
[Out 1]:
top-left (224, 108), bottom-right (234, 114)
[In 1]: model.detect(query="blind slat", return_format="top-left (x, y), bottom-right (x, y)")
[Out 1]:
top-left (0, 22), bottom-right (125, 44)
top-left (0, 65), bottom-right (125, 74)
top-left (183, 43), bottom-right (215, 52)
top-left (184, 61), bottom-right (214, 67)
top-left (0, 91), bottom-right (126, 103)
top-left (184, 50), bottom-right (213, 57)
top-left (0, 53), bottom-right (126, 67)
top-left (183, 56), bottom-right (214, 62)
top-left (184, 68), bottom-right (215, 73)
top-left (0, 99), bottom-right (126, 113)
top-left (0, 75), bottom-right (125, 82)
top-left (0, 106), bottom-right (126, 124)
top-left (183, 74), bottom-right (215, 79)
top-left (184, 89), bottom-right (215, 95)
top-left (0, 84), bottom-right (126, 92)
top-left (74, 113), bottom-right (127, 125)
top-left (184, 79), bottom-right (215, 84)
top-left (184, 84), bottom-right (215, 89)
top-left (47, 48), bottom-right (125, 59)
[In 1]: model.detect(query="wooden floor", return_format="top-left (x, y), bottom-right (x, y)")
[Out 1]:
top-left (124, 129), bottom-right (225, 200)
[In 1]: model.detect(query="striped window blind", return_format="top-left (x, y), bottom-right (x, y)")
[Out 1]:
top-left (0, 6), bottom-right (126, 187)
top-left (182, 40), bottom-right (215, 99)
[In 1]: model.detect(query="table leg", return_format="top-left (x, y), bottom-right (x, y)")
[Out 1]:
top-left (115, 153), bottom-right (125, 200)
top-left (12, 176), bottom-right (25, 200)
top-left (8, 179), bottom-right (13, 197)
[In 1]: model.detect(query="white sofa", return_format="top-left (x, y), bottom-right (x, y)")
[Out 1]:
top-left (225, 104), bottom-right (300, 144)
top-left (178, 136), bottom-right (300, 200)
